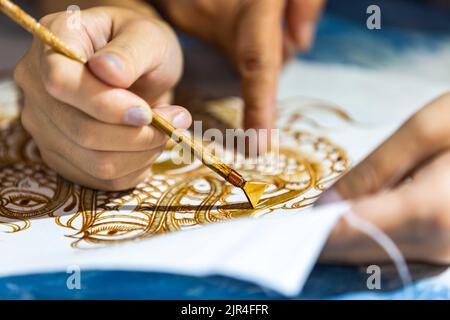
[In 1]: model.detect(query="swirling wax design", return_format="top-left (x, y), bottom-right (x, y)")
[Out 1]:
top-left (0, 81), bottom-right (350, 249)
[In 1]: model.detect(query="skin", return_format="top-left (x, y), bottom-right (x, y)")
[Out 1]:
top-left (154, 0), bottom-right (450, 264)
top-left (24, 0), bottom-right (323, 190)
top-left (18, 1), bottom-right (448, 264)
top-left (18, 0), bottom-right (326, 190)
top-left (320, 93), bottom-right (450, 265)
top-left (155, 0), bottom-right (326, 141)
top-left (15, 5), bottom-right (192, 191)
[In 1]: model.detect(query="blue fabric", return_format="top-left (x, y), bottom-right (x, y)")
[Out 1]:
top-left (1, 264), bottom-right (449, 300)
top-left (1, 0), bottom-right (450, 300)
top-left (303, 1), bottom-right (450, 67)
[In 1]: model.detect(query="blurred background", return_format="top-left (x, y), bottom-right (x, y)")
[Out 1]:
top-left (0, 0), bottom-right (449, 300)
top-left (1, 0), bottom-right (449, 78)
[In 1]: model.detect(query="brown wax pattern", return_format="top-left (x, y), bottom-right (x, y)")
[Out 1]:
top-left (0, 80), bottom-right (350, 249)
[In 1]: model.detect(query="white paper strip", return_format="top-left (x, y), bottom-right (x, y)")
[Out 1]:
top-left (0, 202), bottom-right (349, 296)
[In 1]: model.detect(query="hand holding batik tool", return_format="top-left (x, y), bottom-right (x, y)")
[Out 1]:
top-left (0, 0), bottom-right (267, 208)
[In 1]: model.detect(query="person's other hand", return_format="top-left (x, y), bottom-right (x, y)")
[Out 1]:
top-left (320, 93), bottom-right (450, 264)
top-left (157, 0), bottom-right (325, 133)
top-left (14, 7), bottom-right (192, 191)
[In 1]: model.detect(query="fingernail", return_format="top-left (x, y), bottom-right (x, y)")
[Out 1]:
top-left (99, 53), bottom-right (124, 72)
top-left (314, 187), bottom-right (343, 207)
top-left (298, 22), bottom-right (316, 51)
top-left (124, 106), bottom-right (152, 126)
top-left (172, 111), bottom-right (190, 129)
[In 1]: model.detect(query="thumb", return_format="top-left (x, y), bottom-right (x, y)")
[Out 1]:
top-left (328, 93), bottom-right (450, 200)
top-left (88, 11), bottom-right (170, 89)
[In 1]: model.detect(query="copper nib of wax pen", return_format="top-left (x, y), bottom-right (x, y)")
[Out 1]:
top-left (0, 0), bottom-right (267, 208)
top-left (241, 181), bottom-right (268, 208)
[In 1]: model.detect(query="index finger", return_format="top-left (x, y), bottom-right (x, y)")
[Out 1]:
top-left (235, 0), bottom-right (284, 133)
